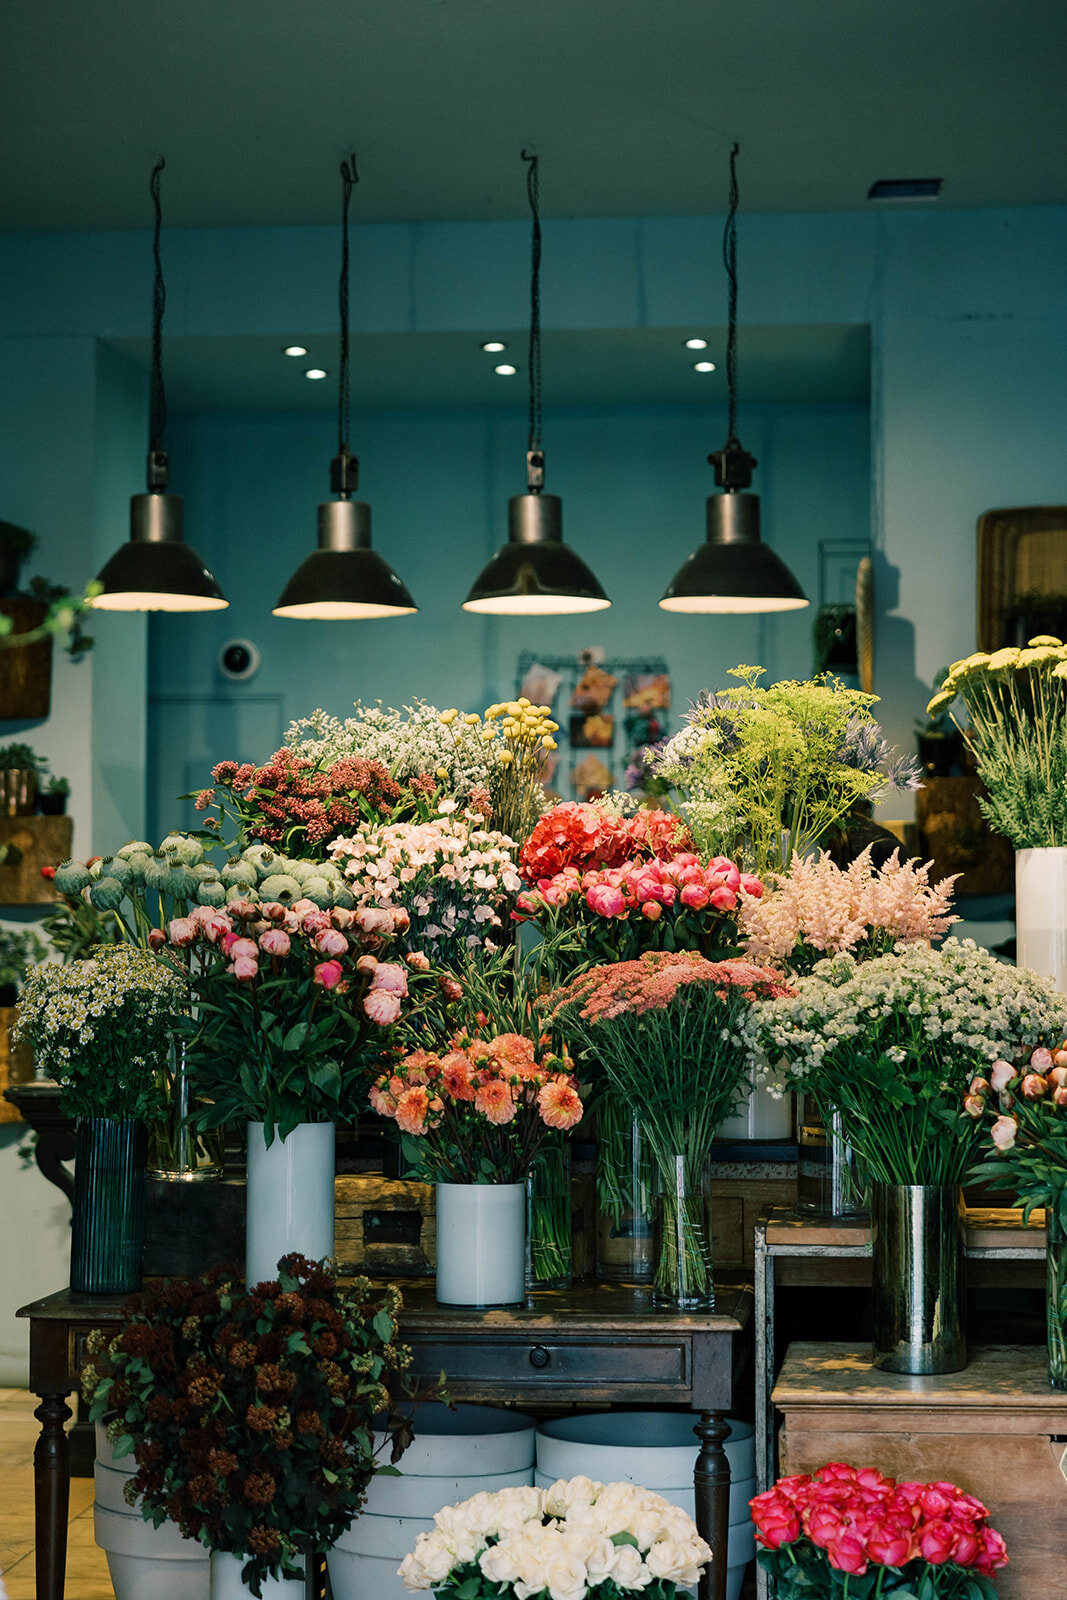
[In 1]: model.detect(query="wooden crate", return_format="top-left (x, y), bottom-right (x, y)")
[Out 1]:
top-left (0, 1006), bottom-right (33, 1123)
top-left (710, 1175), bottom-right (797, 1265)
top-left (774, 1342), bottom-right (1067, 1600)
top-left (0, 814), bottom-right (72, 904)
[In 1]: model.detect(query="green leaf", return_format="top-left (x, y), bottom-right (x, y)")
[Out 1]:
top-left (610, 1530), bottom-right (639, 1547)
top-left (111, 1433), bottom-right (136, 1459)
top-left (308, 1058), bottom-right (342, 1099)
top-left (282, 1022), bottom-right (309, 1052)
top-left (373, 1310), bottom-right (394, 1343)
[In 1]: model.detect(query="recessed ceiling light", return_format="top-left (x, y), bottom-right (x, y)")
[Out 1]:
top-left (684, 337), bottom-right (708, 350)
top-left (692, 361), bottom-right (717, 373)
top-left (494, 363), bottom-right (518, 376)
top-left (304, 368), bottom-right (328, 380)
top-left (867, 178), bottom-right (943, 202)
top-left (482, 340), bottom-right (507, 353)
top-left (283, 344), bottom-right (308, 357)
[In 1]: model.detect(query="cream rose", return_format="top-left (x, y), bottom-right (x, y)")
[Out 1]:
top-left (645, 1534), bottom-right (712, 1588)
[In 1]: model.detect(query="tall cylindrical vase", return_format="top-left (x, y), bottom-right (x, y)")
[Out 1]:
top-left (526, 1143), bottom-right (572, 1291)
top-left (209, 1551), bottom-right (305, 1597)
top-left (871, 1182), bottom-right (966, 1374)
top-left (435, 1182), bottom-right (525, 1307)
top-left (147, 1040), bottom-right (224, 1181)
top-left (796, 1095), bottom-right (868, 1218)
top-left (1016, 846), bottom-right (1067, 990)
top-left (245, 1121), bottom-right (335, 1286)
top-left (651, 1153), bottom-right (715, 1311)
top-left (596, 1099), bottom-right (654, 1282)
top-left (70, 1117), bottom-right (147, 1294)
top-left (1048, 1208), bottom-right (1067, 1389)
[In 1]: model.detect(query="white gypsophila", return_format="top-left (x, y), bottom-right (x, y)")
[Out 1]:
top-left (285, 700), bottom-right (496, 799)
top-left (746, 937), bottom-right (1067, 1085)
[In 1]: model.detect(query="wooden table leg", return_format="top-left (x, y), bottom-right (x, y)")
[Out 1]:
top-left (33, 1391), bottom-right (73, 1600)
top-left (694, 1410), bottom-right (730, 1600)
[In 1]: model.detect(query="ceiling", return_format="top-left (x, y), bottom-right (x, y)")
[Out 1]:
top-left (2, 2), bottom-right (1066, 230)
top-left (105, 325), bottom-right (870, 413)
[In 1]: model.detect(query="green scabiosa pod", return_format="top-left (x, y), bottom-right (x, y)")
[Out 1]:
top-left (54, 859), bottom-right (91, 896)
top-left (89, 876), bottom-right (127, 911)
top-left (258, 873), bottom-right (303, 905)
top-left (221, 859), bottom-right (258, 889)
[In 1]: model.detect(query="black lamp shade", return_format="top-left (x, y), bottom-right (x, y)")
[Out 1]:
top-left (659, 492), bottom-right (809, 614)
top-left (273, 499), bottom-right (417, 620)
top-left (463, 493), bottom-right (611, 615)
top-left (93, 493), bottom-right (228, 612)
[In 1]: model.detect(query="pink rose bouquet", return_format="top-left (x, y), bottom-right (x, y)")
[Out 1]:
top-left (752, 1462), bottom-right (1007, 1597)
top-left (158, 897), bottom-right (440, 1142)
top-left (369, 1028), bottom-right (583, 1184)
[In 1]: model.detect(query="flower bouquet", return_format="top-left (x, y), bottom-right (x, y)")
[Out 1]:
top-left (965, 1043), bottom-right (1067, 1386)
top-left (644, 664), bottom-right (921, 874)
top-left (328, 802), bottom-right (522, 965)
top-left (544, 952), bottom-right (792, 1308)
top-left (81, 1254), bottom-right (411, 1599)
top-left (398, 1477), bottom-right (711, 1598)
top-left (370, 1029), bottom-right (582, 1304)
top-left (752, 1462), bottom-right (1008, 1597)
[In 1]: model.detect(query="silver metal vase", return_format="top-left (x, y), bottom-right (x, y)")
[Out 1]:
top-left (871, 1182), bottom-right (967, 1374)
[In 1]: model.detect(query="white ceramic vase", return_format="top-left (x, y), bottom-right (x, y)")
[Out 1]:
top-left (245, 1121), bottom-right (335, 1285)
top-left (1016, 846), bottom-right (1067, 991)
top-left (435, 1182), bottom-right (526, 1306)
top-left (210, 1551), bottom-right (305, 1598)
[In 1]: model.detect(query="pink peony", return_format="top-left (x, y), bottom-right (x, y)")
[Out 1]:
top-left (147, 928), bottom-right (166, 951)
top-left (709, 884), bottom-right (738, 911)
top-left (1031, 1046), bottom-right (1054, 1069)
top-left (406, 951), bottom-right (431, 971)
top-left (371, 962), bottom-right (408, 996)
top-left (330, 907), bottom-right (358, 931)
top-left (356, 953), bottom-right (378, 974)
top-left (191, 904), bottom-right (232, 941)
top-left (989, 1059), bottom-right (1016, 1093)
top-left (364, 987), bottom-right (402, 1024)
top-left (259, 901), bottom-right (289, 923)
top-left (679, 882), bottom-right (709, 910)
top-left (228, 937), bottom-right (259, 962)
top-left (168, 916), bottom-right (197, 947)
top-left (314, 927), bottom-right (349, 957)
top-left (229, 955), bottom-right (258, 981)
top-left (356, 906), bottom-right (394, 935)
top-left (1020, 1072), bottom-right (1048, 1099)
top-left (990, 1114), bottom-right (1018, 1152)
top-left (313, 959), bottom-right (344, 991)
top-left (739, 873), bottom-right (764, 899)
top-left (259, 928), bottom-right (291, 958)
top-left (587, 883), bottom-right (627, 918)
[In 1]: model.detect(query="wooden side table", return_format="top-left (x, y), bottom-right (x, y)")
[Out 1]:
top-left (773, 1342), bottom-right (1067, 1600)
top-left (18, 1277), bottom-right (752, 1600)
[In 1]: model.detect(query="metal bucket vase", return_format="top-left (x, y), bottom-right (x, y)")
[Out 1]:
top-left (1016, 846), bottom-right (1067, 991)
top-left (871, 1182), bottom-right (966, 1375)
top-left (245, 1121), bottom-right (335, 1285)
top-left (209, 1551), bottom-right (304, 1597)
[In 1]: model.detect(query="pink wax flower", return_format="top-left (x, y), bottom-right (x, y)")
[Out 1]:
top-left (168, 916), bottom-right (197, 947)
top-left (259, 929), bottom-right (290, 959)
top-left (313, 959), bottom-right (344, 991)
top-left (314, 927), bottom-right (349, 958)
top-left (371, 962), bottom-right (408, 996)
top-left (364, 986), bottom-right (402, 1024)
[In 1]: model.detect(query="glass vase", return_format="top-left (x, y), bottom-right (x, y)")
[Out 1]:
top-left (526, 1143), bottom-right (572, 1290)
top-left (1048, 1207), bottom-right (1067, 1389)
top-left (147, 1041), bottom-right (224, 1181)
top-left (651, 1152), bottom-right (715, 1311)
top-left (796, 1093), bottom-right (869, 1217)
top-left (70, 1117), bottom-right (147, 1294)
top-left (595, 1098), bottom-right (654, 1282)
top-left (870, 1182), bottom-right (966, 1374)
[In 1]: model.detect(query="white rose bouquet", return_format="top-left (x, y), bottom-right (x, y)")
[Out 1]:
top-left (398, 1478), bottom-right (711, 1600)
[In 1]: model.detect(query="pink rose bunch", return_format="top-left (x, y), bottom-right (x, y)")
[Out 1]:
top-left (518, 801), bottom-right (688, 883)
top-left (369, 1030), bottom-right (583, 1184)
top-left (751, 1463), bottom-right (1008, 1584)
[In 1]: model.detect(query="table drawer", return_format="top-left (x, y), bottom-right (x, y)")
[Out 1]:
top-left (407, 1336), bottom-right (690, 1388)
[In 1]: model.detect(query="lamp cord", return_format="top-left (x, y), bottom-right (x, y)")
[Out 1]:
top-left (723, 141), bottom-right (740, 448)
top-left (338, 154), bottom-right (357, 458)
top-left (522, 150), bottom-right (542, 456)
top-left (148, 158), bottom-right (167, 455)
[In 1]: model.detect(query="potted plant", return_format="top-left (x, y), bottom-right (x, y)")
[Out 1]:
top-left (0, 924), bottom-right (47, 1007)
top-left (752, 939), bottom-right (1067, 1373)
top-left (965, 1043), bottom-right (1067, 1388)
top-left (81, 1254), bottom-right (412, 1599)
top-left (38, 774), bottom-right (69, 816)
top-left (544, 951), bottom-right (791, 1310)
top-left (368, 1022), bottom-right (583, 1306)
top-left (0, 519), bottom-right (38, 594)
top-left (398, 1477), bottom-right (712, 1598)
top-left (751, 1462), bottom-right (1008, 1596)
top-left (12, 942), bottom-right (184, 1292)
top-left (812, 602), bottom-right (859, 676)
top-left (0, 741), bottom-right (46, 815)
top-left (915, 668), bottom-right (964, 777)
top-left (160, 896), bottom-right (439, 1285)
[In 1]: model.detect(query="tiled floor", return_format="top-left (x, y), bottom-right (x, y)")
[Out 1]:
top-left (0, 1387), bottom-right (114, 1600)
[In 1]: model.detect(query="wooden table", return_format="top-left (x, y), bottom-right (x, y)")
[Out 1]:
top-left (18, 1276), bottom-right (752, 1600)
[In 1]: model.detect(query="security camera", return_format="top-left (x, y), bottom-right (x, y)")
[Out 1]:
top-left (217, 639), bottom-right (261, 682)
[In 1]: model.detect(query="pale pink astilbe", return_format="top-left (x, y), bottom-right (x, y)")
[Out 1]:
top-left (738, 847), bottom-right (958, 966)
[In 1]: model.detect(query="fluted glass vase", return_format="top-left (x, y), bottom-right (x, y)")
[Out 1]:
top-left (1048, 1208), bottom-right (1067, 1389)
top-left (70, 1117), bottom-right (147, 1294)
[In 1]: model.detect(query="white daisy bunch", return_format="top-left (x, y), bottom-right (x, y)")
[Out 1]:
top-left (328, 800), bottom-right (521, 962)
top-left (285, 700), bottom-right (496, 801)
top-left (398, 1478), bottom-right (711, 1600)
top-left (14, 943), bottom-right (183, 1121)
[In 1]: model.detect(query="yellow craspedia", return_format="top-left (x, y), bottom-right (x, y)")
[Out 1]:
top-left (1028, 635), bottom-right (1064, 649)
top-left (485, 704), bottom-right (503, 719)
top-left (480, 726), bottom-right (496, 741)
top-left (464, 713), bottom-right (481, 725)
top-left (439, 709), bottom-right (458, 725)
top-left (517, 697), bottom-right (531, 709)
top-left (498, 750), bottom-right (514, 765)
top-left (506, 702), bottom-right (522, 716)
top-left (542, 737), bottom-right (558, 751)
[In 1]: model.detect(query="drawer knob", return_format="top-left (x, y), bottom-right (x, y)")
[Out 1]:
top-left (529, 1345), bottom-right (551, 1370)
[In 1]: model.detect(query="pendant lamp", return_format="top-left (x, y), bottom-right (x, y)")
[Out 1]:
top-left (660, 145), bottom-right (808, 615)
top-left (274, 157), bottom-right (416, 620)
top-left (463, 152), bottom-right (610, 616)
top-left (93, 160), bottom-right (228, 613)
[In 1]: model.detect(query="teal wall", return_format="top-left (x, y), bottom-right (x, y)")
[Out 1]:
top-left (147, 400), bottom-right (870, 838)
